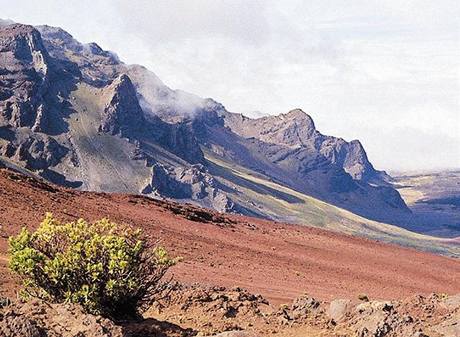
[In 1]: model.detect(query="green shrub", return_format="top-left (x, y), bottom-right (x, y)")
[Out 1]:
top-left (8, 213), bottom-right (177, 320)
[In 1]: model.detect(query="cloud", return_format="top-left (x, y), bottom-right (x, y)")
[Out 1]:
top-left (359, 126), bottom-right (460, 172)
top-left (0, 0), bottom-right (458, 171)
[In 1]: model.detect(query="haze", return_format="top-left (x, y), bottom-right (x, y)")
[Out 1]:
top-left (1, 0), bottom-right (459, 172)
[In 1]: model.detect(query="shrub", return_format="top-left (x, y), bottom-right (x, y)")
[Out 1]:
top-left (8, 213), bottom-right (178, 320)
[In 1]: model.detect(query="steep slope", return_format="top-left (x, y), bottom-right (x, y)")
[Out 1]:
top-left (0, 21), bottom-right (413, 234)
top-left (128, 62), bottom-right (411, 224)
top-left (191, 108), bottom-right (410, 225)
top-left (125, 49), bottom-right (410, 224)
top-left (0, 167), bottom-right (459, 307)
top-left (201, 151), bottom-right (460, 254)
top-left (221, 109), bottom-right (384, 182)
top-left (0, 22), bottom-right (233, 211)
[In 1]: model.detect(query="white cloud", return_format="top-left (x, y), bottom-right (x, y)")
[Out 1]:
top-left (0, 0), bottom-right (459, 171)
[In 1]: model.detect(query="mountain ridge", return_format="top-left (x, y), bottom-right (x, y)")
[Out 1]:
top-left (0, 20), bottom-right (412, 230)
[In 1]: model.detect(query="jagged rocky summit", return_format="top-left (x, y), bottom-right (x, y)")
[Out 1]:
top-left (0, 20), bottom-right (410, 224)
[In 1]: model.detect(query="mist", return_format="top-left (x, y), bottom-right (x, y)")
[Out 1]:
top-left (1, 0), bottom-right (459, 171)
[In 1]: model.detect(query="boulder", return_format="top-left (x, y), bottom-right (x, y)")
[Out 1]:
top-left (327, 299), bottom-right (352, 322)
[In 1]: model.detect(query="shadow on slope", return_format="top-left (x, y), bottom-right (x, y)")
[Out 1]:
top-left (207, 161), bottom-right (305, 205)
top-left (203, 153), bottom-right (460, 257)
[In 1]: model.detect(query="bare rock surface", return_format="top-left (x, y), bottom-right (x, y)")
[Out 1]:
top-left (144, 163), bottom-right (234, 212)
top-left (149, 286), bottom-right (460, 337)
top-left (209, 108), bottom-right (410, 224)
top-left (0, 20), bottom-right (444, 239)
top-left (328, 299), bottom-right (353, 322)
top-left (99, 74), bottom-right (145, 136)
top-left (2, 286), bottom-right (458, 337)
top-left (0, 300), bottom-right (123, 337)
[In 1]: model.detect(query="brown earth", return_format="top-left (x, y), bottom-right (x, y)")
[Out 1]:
top-left (0, 167), bottom-right (459, 306)
top-left (1, 286), bottom-right (460, 337)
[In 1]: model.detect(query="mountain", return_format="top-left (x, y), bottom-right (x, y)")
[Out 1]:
top-left (0, 21), bottom-right (410, 228)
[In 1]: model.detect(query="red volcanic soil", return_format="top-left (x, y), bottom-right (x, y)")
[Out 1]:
top-left (0, 168), bottom-right (459, 304)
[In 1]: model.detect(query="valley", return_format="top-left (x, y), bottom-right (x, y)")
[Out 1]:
top-left (395, 170), bottom-right (460, 238)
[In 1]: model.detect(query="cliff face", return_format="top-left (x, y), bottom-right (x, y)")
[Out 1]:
top-left (193, 108), bottom-right (409, 222)
top-left (0, 24), bottom-right (73, 175)
top-left (220, 109), bottom-right (383, 183)
top-left (99, 74), bottom-right (146, 136)
top-left (0, 20), bottom-right (410, 225)
top-left (0, 24), bottom-right (51, 131)
top-left (0, 21), bottom-right (217, 208)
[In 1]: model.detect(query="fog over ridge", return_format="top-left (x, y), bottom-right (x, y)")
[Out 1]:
top-left (0, 0), bottom-right (459, 171)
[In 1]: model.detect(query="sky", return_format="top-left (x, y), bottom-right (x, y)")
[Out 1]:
top-left (1, 0), bottom-right (459, 172)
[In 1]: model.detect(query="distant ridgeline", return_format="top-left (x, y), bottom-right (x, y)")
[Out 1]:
top-left (0, 21), bottom-right (411, 227)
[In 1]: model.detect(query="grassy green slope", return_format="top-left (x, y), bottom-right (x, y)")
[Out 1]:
top-left (205, 150), bottom-right (460, 257)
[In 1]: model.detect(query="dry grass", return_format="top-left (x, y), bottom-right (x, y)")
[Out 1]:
top-left (205, 151), bottom-right (460, 257)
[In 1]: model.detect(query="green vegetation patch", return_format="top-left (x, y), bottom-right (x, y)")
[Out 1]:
top-left (9, 213), bottom-right (178, 320)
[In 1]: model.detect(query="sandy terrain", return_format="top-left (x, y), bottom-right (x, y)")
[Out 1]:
top-left (0, 168), bottom-right (459, 305)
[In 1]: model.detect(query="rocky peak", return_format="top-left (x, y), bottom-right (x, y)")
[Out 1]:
top-left (36, 25), bottom-right (83, 54)
top-left (38, 25), bottom-right (117, 60)
top-left (219, 108), bottom-right (385, 185)
top-left (111, 74), bottom-right (135, 93)
top-left (37, 25), bottom-right (119, 87)
top-left (282, 109), bottom-right (316, 128)
top-left (267, 109), bottom-right (317, 146)
top-left (0, 24), bottom-right (50, 76)
top-left (221, 108), bottom-right (319, 148)
top-left (83, 42), bottom-right (116, 60)
top-left (99, 74), bottom-right (146, 136)
top-left (0, 24), bottom-right (52, 130)
top-left (343, 140), bottom-right (372, 174)
top-left (318, 138), bottom-right (373, 180)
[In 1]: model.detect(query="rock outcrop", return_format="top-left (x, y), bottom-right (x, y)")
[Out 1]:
top-left (197, 107), bottom-right (410, 223)
top-left (0, 24), bottom-right (51, 131)
top-left (0, 131), bottom-right (67, 170)
top-left (0, 20), bottom-right (411, 227)
top-left (2, 289), bottom-right (457, 337)
top-left (221, 108), bottom-right (385, 184)
top-left (99, 74), bottom-right (145, 136)
top-left (144, 163), bottom-right (234, 212)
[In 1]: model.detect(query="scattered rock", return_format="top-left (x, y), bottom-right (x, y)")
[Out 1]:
top-left (327, 299), bottom-right (352, 322)
top-left (0, 300), bottom-right (123, 337)
top-left (290, 295), bottom-right (320, 320)
top-left (1, 288), bottom-right (459, 337)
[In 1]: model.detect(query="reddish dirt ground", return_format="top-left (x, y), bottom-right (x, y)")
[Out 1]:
top-left (0, 168), bottom-right (459, 304)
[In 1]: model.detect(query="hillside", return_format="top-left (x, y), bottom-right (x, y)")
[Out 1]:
top-left (0, 167), bottom-right (459, 306)
top-left (1, 14), bottom-right (459, 337)
top-left (0, 21), bottom-right (412, 229)
top-left (203, 152), bottom-right (460, 255)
